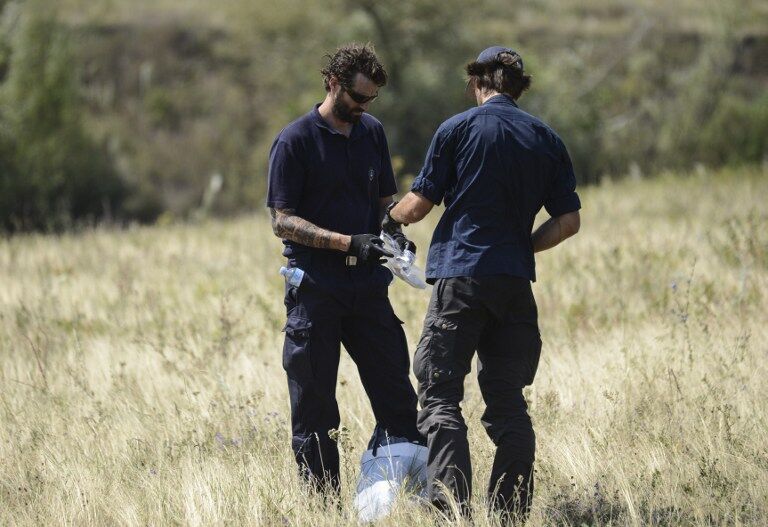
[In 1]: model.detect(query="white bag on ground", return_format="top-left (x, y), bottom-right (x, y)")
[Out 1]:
top-left (354, 429), bottom-right (428, 523)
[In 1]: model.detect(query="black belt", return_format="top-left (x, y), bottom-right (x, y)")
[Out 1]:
top-left (292, 250), bottom-right (368, 268)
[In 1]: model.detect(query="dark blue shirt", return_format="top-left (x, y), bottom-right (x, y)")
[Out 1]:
top-left (411, 94), bottom-right (581, 283)
top-left (267, 105), bottom-right (398, 258)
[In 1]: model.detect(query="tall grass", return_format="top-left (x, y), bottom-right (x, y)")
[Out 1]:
top-left (1, 167), bottom-right (766, 525)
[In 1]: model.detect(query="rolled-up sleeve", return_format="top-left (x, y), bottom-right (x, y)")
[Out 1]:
top-left (266, 138), bottom-right (305, 210)
top-left (544, 137), bottom-right (581, 217)
top-left (410, 124), bottom-right (457, 205)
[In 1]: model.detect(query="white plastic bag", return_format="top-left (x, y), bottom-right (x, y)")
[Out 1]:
top-left (354, 432), bottom-right (428, 523)
top-left (379, 231), bottom-right (428, 289)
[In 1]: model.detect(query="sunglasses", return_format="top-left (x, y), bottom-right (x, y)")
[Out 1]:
top-left (343, 86), bottom-right (379, 104)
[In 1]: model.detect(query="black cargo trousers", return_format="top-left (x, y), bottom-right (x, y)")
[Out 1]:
top-left (414, 274), bottom-right (541, 519)
top-left (281, 253), bottom-right (422, 492)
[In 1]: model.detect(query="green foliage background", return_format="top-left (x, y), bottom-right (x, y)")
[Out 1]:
top-left (0, 2), bottom-right (127, 230)
top-left (0, 0), bottom-right (766, 229)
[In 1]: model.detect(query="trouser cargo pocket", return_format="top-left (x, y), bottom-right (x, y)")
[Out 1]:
top-left (414, 316), bottom-right (459, 386)
top-left (283, 315), bottom-right (313, 379)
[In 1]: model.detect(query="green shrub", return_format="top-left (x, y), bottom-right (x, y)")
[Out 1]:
top-left (699, 93), bottom-right (768, 166)
top-left (0, 3), bottom-right (135, 231)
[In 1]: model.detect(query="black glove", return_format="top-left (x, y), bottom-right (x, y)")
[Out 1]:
top-left (381, 201), bottom-right (407, 236)
top-left (348, 234), bottom-right (393, 264)
top-left (391, 231), bottom-right (417, 255)
top-left (382, 201), bottom-right (416, 254)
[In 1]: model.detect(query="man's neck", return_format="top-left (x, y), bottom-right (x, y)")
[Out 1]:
top-left (318, 96), bottom-right (353, 136)
top-left (478, 90), bottom-right (503, 105)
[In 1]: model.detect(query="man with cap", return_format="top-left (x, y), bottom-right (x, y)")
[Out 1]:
top-left (267, 43), bottom-right (422, 494)
top-left (382, 46), bottom-right (581, 520)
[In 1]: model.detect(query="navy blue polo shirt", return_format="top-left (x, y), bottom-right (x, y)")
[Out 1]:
top-left (267, 105), bottom-right (398, 258)
top-left (411, 94), bottom-right (581, 283)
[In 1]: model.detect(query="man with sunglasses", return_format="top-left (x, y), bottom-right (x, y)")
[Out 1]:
top-left (382, 46), bottom-right (581, 522)
top-left (267, 43), bottom-right (422, 494)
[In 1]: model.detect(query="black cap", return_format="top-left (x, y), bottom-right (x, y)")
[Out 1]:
top-left (474, 46), bottom-right (524, 70)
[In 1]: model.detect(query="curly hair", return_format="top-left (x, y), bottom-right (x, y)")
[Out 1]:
top-left (321, 43), bottom-right (388, 92)
top-left (465, 51), bottom-right (531, 99)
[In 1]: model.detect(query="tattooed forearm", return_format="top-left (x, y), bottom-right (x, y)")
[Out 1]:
top-left (270, 208), bottom-right (351, 252)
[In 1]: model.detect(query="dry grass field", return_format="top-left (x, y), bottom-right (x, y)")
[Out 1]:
top-left (1, 167), bottom-right (767, 526)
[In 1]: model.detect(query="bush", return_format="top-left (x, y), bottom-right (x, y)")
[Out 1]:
top-left (699, 93), bottom-right (768, 166)
top-left (0, 3), bottom-right (132, 231)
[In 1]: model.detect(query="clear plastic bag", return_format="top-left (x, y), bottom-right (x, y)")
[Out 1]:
top-left (379, 231), bottom-right (428, 289)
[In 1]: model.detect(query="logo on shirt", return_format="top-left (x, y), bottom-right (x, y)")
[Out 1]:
top-left (368, 167), bottom-right (375, 181)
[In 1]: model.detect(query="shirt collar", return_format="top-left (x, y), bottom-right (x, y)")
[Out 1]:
top-left (482, 94), bottom-right (519, 108)
top-left (311, 103), bottom-right (369, 140)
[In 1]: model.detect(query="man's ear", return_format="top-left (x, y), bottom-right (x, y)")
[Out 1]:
top-left (329, 75), bottom-right (341, 94)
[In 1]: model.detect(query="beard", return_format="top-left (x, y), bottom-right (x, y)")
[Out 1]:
top-left (332, 92), bottom-right (363, 124)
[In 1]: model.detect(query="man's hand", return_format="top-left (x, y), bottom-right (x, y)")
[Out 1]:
top-left (381, 201), bottom-right (417, 254)
top-left (348, 234), bottom-right (393, 264)
top-left (381, 201), bottom-right (405, 234)
top-left (391, 232), bottom-right (417, 255)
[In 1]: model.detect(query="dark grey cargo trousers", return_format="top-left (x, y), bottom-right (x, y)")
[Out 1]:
top-left (414, 275), bottom-right (541, 519)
